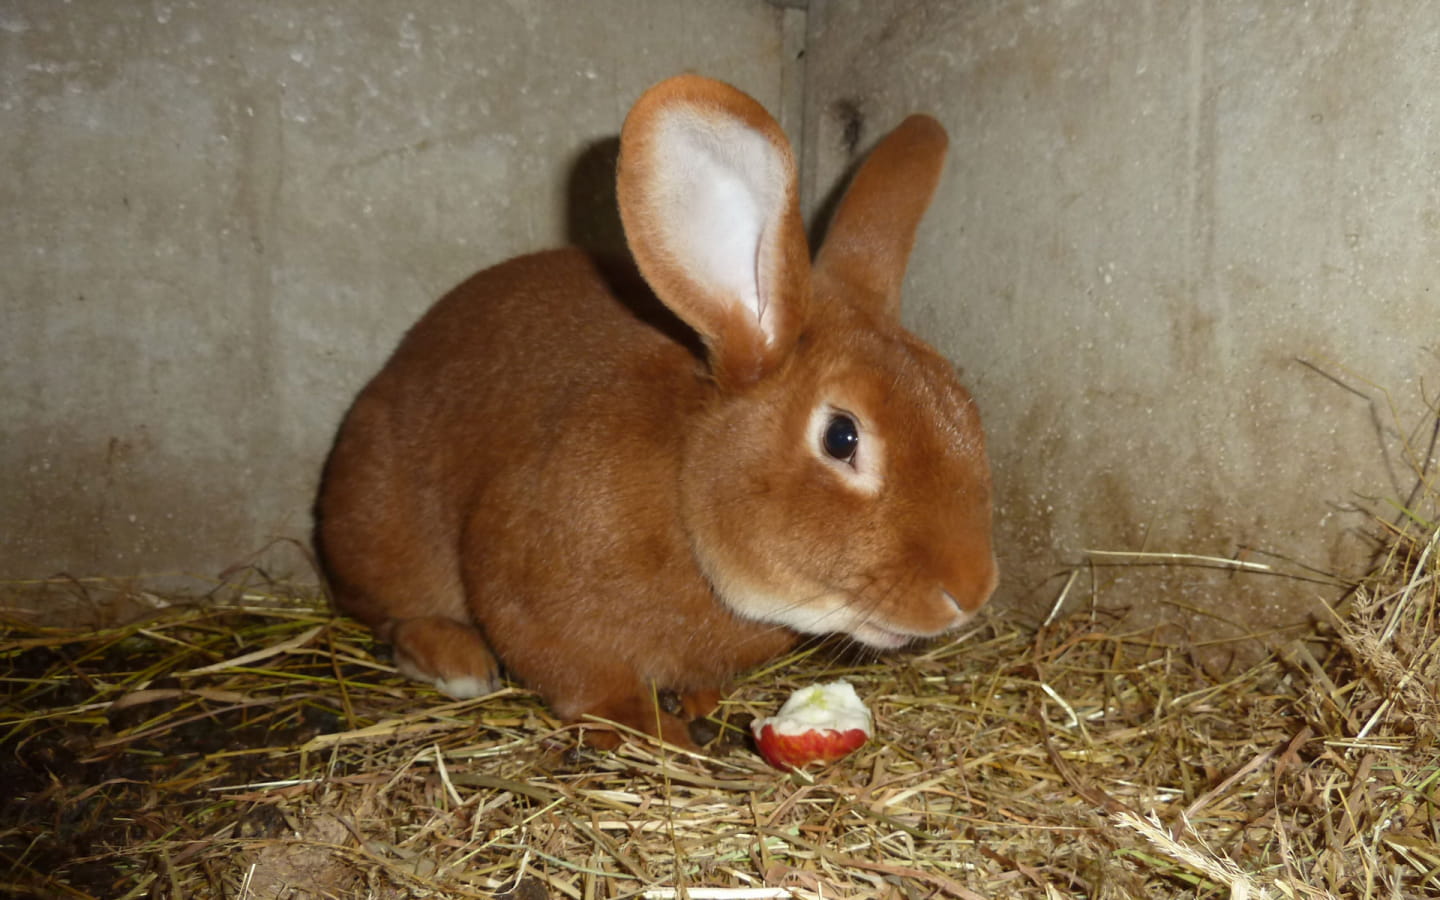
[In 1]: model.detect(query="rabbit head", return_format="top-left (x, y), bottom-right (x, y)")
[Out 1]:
top-left (618, 76), bottom-right (997, 650)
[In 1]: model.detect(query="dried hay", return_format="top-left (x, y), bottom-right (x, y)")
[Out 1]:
top-left (3, 452), bottom-right (1438, 899)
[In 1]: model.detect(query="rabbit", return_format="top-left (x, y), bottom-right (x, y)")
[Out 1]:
top-left (314, 74), bottom-right (998, 750)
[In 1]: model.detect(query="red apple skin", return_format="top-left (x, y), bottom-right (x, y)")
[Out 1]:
top-left (754, 723), bottom-right (869, 770)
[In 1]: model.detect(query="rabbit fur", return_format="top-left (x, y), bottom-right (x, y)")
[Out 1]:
top-left (314, 74), bottom-right (997, 749)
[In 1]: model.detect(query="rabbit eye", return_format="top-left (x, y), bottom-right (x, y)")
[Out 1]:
top-left (822, 414), bottom-right (859, 463)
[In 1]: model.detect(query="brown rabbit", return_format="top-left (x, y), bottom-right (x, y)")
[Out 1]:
top-left (315, 74), bottom-right (997, 749)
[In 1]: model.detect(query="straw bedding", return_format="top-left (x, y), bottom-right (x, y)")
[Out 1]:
top-left (3, 491), bottom-right (1437, 898)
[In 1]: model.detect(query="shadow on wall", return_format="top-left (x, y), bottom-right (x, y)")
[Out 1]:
top-left (565, 137), bottom-right (626, 260)
top-left (804, 97), bottom-right (874, 249)
top-left (560, 134), bottom-right (707, 356)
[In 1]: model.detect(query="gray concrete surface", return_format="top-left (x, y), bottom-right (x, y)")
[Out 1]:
top-left (2, 1), bottom-right (793, 588)
top-left (4, 1), bottom-right (1437, 643)
top-left (804, 1), bottom-right (1439, 640)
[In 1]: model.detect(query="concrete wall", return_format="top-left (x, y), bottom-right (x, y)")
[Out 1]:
top-left (1, 1), bottom-right (798, 588)
top-left (5, 1), bottom-right (1437, 642)
top-left (804, 1), bottom-right (1439, 640)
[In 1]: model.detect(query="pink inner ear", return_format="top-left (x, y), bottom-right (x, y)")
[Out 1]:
top-left (646, 113), bottom-right (790, 345)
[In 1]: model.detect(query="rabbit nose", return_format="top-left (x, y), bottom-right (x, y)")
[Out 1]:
top-left (943, 554), bottom-right (998, 614)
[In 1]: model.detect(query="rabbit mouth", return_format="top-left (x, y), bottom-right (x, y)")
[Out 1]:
top-left (847, 597), bottom-right (975, 650)
top-left (848, 622), bottom-right (917, 650)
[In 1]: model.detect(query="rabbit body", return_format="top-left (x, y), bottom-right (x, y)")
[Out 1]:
top-left (316, 75), bottom-right (997, 747)
top-left (319, 249), bottom-right (797, 743)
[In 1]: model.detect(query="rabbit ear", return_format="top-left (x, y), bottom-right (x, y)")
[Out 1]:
top-left (813, 114), bottom-right (949, 320)
top-left (618, 75), bottom-right (810, 386)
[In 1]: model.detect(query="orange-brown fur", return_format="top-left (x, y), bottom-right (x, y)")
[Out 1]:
top-left (315, 75), bottom-right (996, 749)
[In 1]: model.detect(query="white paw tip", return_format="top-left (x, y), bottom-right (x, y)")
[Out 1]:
top-left (433, 674), bottom-right (495, 699)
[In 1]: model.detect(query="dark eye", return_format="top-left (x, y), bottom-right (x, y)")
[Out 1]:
top-left (822, 413), bottom-right (859, 463)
